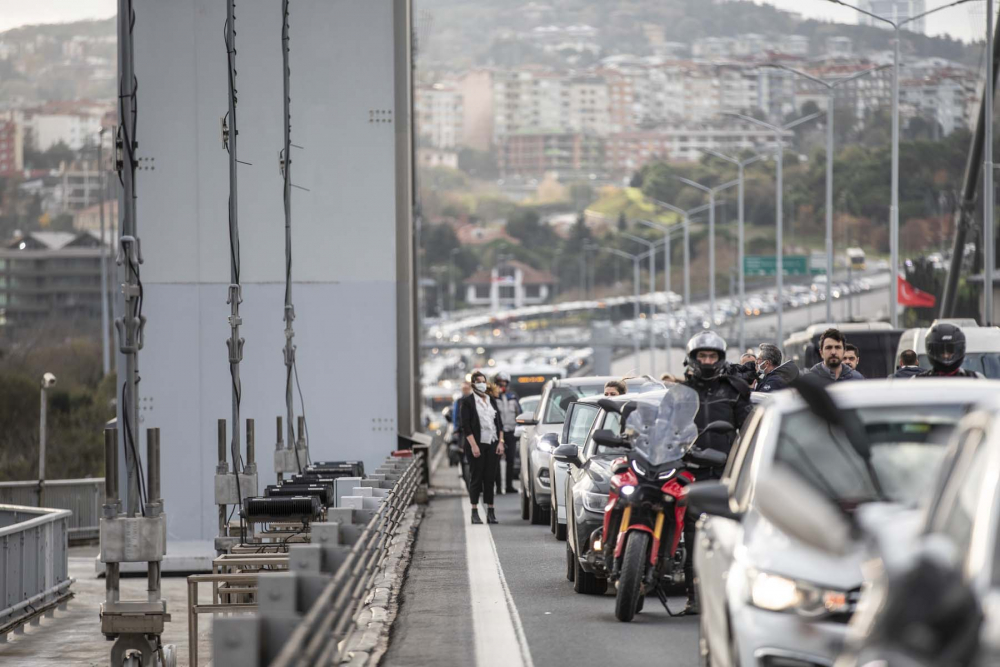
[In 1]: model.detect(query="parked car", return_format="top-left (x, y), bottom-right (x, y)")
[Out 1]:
top-left (518, 376), bottom-right (621, 524)
top-left (547, 377), bottom-right (663, 538)
top-left (688, 379), bottom-right (988, 667)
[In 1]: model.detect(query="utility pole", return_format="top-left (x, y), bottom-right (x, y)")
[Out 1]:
top-left (987, 0), bottom-right (996, 325)
top-left (98, 127), bottom-right (110, 377)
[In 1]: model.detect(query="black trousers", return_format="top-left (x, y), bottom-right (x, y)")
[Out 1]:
top-left (683, 510), bottom-right (698, 595)
top-left (466, 440), bottom-right (498, 506)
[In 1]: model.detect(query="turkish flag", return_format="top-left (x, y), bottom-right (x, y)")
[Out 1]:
top-left (898, 274), bottom-right (937, 308)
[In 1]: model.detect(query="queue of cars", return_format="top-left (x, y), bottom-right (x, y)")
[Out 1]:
top-left (513, 369), bottom-right (1000, 667)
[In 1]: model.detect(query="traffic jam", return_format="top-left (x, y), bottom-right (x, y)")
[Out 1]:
top-left (439, 319), bottom-right (1000, 667)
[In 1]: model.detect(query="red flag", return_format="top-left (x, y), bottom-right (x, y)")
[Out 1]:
top-left (898, 274), bottom-right (936, 308)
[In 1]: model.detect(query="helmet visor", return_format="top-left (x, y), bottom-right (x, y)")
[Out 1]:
top-left (927, 340), bottom-right (965, 362)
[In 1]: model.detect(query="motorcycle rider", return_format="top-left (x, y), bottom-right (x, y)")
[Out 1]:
top-left (915, 323), bottom-right (982, 378)
top-left (808, 328), bottom-right (863, 382)
top-left (682, 330), bottom-right (752, 615)
top-left (493, 372), bottom-right (521, 494)
top-left (755, 343), bottom-right (799, 392)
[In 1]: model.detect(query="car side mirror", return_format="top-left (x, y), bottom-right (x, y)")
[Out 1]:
top-left (702, 420), bottom-right (735, 436)
top-left (592, 429), bottom-right (625, 449)
top-left (516, 412), bottom-right (537, 426)
top-left (755, 465), bottom-right (853, 557)
top-left (553, 444), bottom-right (582, 467)
top-left (686, 481), bottom-right (741, 521)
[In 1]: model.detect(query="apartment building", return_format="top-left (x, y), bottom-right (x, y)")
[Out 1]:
top-left (415, 83), bottom-right (464, 149)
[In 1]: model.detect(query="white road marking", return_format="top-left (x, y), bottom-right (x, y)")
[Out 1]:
top-left (464, 515), bottom-right (535, 667)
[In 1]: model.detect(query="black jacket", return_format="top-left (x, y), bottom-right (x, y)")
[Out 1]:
top-left (756, 361), bottom-right (799, 393)
top-left (459, 392), bottom-right (504, 447)
top-left (892, 366), bottom-right (923, 379)
top-left (915, 368), bottom-right (982, 379)
top-left (684, 374), bottom-right (753, 459)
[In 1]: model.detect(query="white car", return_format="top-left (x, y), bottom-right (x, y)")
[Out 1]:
top-left (689, 380), bottom-right (991, 667)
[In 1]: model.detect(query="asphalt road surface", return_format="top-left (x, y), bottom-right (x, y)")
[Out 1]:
top-left (385, 469), bottom-right (699, 667)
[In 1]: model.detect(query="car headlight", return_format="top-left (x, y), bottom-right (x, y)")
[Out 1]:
top-left (747, 569), bottom-right (854, 617)
top-left (581, 491), bottom-right (608, 513)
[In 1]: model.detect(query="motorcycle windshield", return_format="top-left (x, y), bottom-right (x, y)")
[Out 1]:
top-left (625, 385), bottom-right (700, 466)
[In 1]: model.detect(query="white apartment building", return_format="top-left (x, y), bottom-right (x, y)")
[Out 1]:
top-left (415, 83), bottom-right (464, 149)
top-left (858, 0), bottom-right (926, 33)
top-left (606, 122), bottom-right (793, 171)
top-left (24, 102), bottom-right (109, 151)
top-left (568, 76), bottom-right (610, 135)
top-left (901, 71), bottom-right (978, 136)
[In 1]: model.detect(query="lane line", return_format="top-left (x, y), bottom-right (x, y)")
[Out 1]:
top-left (464, 512), bottom-right (535, 667)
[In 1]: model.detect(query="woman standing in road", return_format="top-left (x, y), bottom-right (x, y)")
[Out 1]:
top-left (459, 370), bottom-right (505, 524)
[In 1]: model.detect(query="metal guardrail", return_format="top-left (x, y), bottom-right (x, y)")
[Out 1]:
top-left (0, 504), bottom-right (74, 639)
top-left (212, 454), bottom-right (423, 666)
top-left (0, 478), bottom-right (104, 543)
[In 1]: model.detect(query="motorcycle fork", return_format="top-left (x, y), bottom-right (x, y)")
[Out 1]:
top-left (643, 510), bottom-right (666, 588)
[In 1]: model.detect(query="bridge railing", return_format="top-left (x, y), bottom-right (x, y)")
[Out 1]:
top-left (211, 453), bottom-right (423, 667)
top-left (0, 504), bottom-right (74, 640)
top-left (0, 478), bottom-right (104, 543)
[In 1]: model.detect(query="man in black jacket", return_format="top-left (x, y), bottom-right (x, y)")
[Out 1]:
top-left (682, 330), bottom-right (752, 614)
top-left (755, 343), bottom-right (799, 393)
top-left (893, 349), bottom-right (923, 378)
top-left (915, 323), bottom-right (982, 378)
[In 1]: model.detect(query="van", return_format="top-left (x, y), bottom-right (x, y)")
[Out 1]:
top-left (783, 322), bottom-right (903, 379)
top-left (895, 319), bottom-right (1000, 378)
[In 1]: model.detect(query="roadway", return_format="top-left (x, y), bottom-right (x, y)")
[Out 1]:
top-left (383, 466), bottom-right (698, 667)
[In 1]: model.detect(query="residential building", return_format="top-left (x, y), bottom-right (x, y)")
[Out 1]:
top-left (605, 70), bottom-right (638, 133)
top-left (417, 147), bottom-right (459, 169)
top-left (459, 70), bottom-right (494, 150)
top-left (23, 100), bottom-right (111, 151)
top-left (0, 230), bottom-right (112, 335)
top-left (826, 36), bottom-right (853, 58)
top-left (900, 69), bottom-right (978, 136)
top-left (72, 199), bottom-right (118, 233)
top-left (567, 76), bottom-right (610, 135)
top-left (858, 0), bottom-right (927, 33)
top-left (606, 122), bottom-right (792, 172)
top-left (0, 119), bottom-right (23, 176)
top-left (797, 61), bottom-right (894, 121)
top-left (463, 259), bottom-right (556, 309)
top-left (415, 83), bottom-right (463, 149)
top-left (498, 131), bottom-right (604, 178)
top-left (55, 161), bottom-right (104, 211)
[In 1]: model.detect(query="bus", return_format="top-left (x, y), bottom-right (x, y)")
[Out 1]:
top-left (489, 364), bottom-right (566, 398)
top-left (847, 247), bottom-right (866, 271)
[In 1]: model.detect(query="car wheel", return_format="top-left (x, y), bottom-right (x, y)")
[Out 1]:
top-left (555, 516), bottom-right (567, 541)
top-left (573, 555), bottom-right (607, 595)
top-left (698, 605), bottom-right (712, 667)
top-left (529, 480), bottom-right (548, 525)
top-left (549, 490), bottom-right (557, 534)
top-left (520, 487), bottom-right (529, 521)
top-left (566, 544), bottom-right (575, 582)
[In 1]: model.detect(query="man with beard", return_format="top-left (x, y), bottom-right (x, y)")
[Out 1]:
top-left (808, 328), bottom-right (863, 382)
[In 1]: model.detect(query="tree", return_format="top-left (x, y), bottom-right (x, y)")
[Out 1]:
top-left (568, 182), bottom-right (595, 210)
top-left (422, 223), bottom-right (460, 265)
top-left (506, 207), bottom-right (556, 247)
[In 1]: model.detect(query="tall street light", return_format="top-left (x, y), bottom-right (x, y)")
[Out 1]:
top-left (622, 231), bottom-right (663, 371)
top-left (648, 199), bottom-right (713, 339)
top-left (592, 245), bottom-right (648, 372)
top-left (637, 219), bottom-right (689, 372)
top-left (675, 177), bottom-right (740, 325)
top-left (699, 149), bottom-right (769, 352)
top-left (762, 63), bottom-right (890, 324)
top-left (823, 0), bottom-right (979, 327)
top-left (448, 247), bottom-right (460, 313)
top-left (39, 372), bottom-right (57, 507)
top-left (725, 111), bottom-right (822, 350)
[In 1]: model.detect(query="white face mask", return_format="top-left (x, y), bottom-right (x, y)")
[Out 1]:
top-left (473, 382), bottom-right (487, 394)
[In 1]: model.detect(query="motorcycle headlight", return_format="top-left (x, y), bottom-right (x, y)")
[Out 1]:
top-left (582, 491), bottom-right (608, 513)
top-left (631, 460), bottom-right (647, 476)
top-left (747, 568), bottom-right (854, 617)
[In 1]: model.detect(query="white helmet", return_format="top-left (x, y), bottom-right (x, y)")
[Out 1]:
top-left (686, 330), bottom-right (727, 380)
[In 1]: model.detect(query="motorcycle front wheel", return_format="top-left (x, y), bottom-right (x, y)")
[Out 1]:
top-left (614, 531), bottom-right (649, 622)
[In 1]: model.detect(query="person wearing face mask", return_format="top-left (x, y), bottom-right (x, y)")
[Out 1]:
top-left (754, 343), bottom-right (798, 393)
top-left (681, 330), bottom-right (752, 614)
top-left (458, 370), bottom-right (505, 524)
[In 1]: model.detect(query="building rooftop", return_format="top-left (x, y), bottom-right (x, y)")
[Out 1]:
top-left (464, 259), bottom-right (557, 285)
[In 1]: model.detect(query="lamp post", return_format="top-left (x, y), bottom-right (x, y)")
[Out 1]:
top-left (649, 199), bottom-right (713, 338)
top-left (762, 64), bottom-right (890, 324)
top-left (699, 149), bottom-right (769, 351)
top-left (595, 246), bottom-right (648, 372)
top-left (622, 232), bottom-right (658, 371)
top-left (637, 219), bottom-right (689, 372)
top-left (675, 177), bottom-right (740, 325)
top-left (823, 0), bottom-right (979, 327)
top-left (98, 128), bottom-right (110, 377)
top-left (448, 247), bottom-right (459, 313)
top-left (39, 373), bottom-right (57, 507)
top-left (724, 111), bottom-right (822, 350)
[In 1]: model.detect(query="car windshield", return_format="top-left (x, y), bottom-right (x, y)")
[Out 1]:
top-left (543, 382), bottom-right (606, 423)
top-left (624, 385), bottom-right (699, 465)
top-left (774, 404), bottom-right (967, 509)
top-left (917, 353), bottom-right (1000, 379)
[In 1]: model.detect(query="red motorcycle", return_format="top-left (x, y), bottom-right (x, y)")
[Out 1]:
top-left (592, 386), bottom-right (731, 622)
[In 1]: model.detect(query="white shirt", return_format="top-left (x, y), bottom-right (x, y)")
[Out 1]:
top-left (474, 393), bottom-right (498, 444)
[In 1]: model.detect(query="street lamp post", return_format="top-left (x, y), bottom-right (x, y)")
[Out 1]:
top-left (98, 128), bottom-right (110, 377)
top-left (725, 111), bottom-right (821, 350)
top-left (761, 64), bottom-right (889, 324)
top-left (675, 177), bottom-right (740, 324)
top-left (637, 219), bottom-right (690, 372)
top-left (699, 149), bottom-right (769, 351)
top-left (622, 231), bottom-right (659, 372)
top-left (823, 0), bottom-right (978, 327)
top-left (448, 247), bottom-right (459, 313)
top-left (596, 246), bottom-right (651, 372)
top-left (39, 373), bottom-right (56, 507)
top-left (649, 199), bottom-right (713, 339)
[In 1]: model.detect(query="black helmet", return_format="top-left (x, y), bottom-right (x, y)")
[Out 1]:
top-left (686, 330), bottom-right (727, 380)
top-left (925, 323), bottom-right (966, 374)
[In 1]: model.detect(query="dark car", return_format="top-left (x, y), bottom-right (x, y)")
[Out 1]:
top-left (562, 389), bottom-right (668, 595)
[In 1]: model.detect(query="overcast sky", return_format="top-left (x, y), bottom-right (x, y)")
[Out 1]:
top-left (0, 0), bottom-right (988, 43)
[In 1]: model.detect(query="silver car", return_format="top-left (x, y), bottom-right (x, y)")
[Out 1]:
top-left (518, 376), bottom-right (624, 526)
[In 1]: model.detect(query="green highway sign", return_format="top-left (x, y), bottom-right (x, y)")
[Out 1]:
top-left (744, 255), bottom-right (809, 277)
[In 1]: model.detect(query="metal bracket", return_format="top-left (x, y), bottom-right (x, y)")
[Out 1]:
top-left (100, 515), bottom-right (167, 563)
top-left (214, 473), bottom-right (259, 506)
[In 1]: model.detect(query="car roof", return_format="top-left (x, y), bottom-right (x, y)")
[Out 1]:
top-left (551, 375), bottom-right (643, 387)
top-left (575, 388), bottom-right (668, 406)
top-left (762, 379), bottom-right (997, 412)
